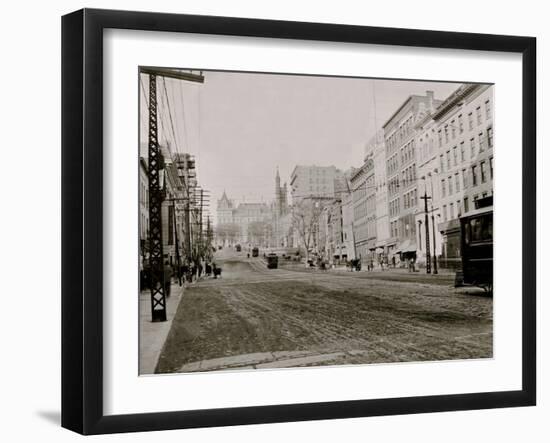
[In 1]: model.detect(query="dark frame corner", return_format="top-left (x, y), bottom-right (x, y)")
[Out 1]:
top-left (62, 8), bottom-right (536, 435)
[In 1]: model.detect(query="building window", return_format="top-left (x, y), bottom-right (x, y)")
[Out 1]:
top-left (440, 154), bottom-right (445, 172)
top-left (451, 120), bottom-right (456, 139)
top-left (446, 151), bottom-right (451, 169)
top-left (480, 161), bottom-right (487, 183)
top-left (453, 146), bottom-right (458, 166)
top-left (485, 99), bottom-right (491, 119)
top-left (479, 132), bottom-right (485, 152)
top-left (448, 176), bottom-right (454, 195)
top-left (460, 141), bottom-right (466, 162)
top-left (458, 114), bottom-right (464, 133)
top-left (476, 106), bottom-right (482, 125)
top-left (489, 157), bottom-right (494, 179)
top-left (438, 130), bottom-right (442, 147)
top-left (457, 200), bottom-right (462, 216)
top-left (441, 179), bottom-right (446, 197)
top-left (442, 205), bottom-right (447, 222)
top-left (168, 205), bottom-right (174, 245)
top-left (450, 203), bottom-right (455, 219)
top-left (487, 126), bottom-right (494, 148)
top-left (455, 173), bottom-right (460, 192)
top-left (464, 197), bottom-right (469, 213)
top-left (462, 169), bottom-right (468, 188)
top-left (468, 112), bottom-right (473, 130)
top-left (470, 138), bottom-right (476, 157)
top-left (472, 165), bottom-right (478, 186)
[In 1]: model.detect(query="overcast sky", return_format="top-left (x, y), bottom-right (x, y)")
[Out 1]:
top-left (139, 70), bottom-right (461, 222)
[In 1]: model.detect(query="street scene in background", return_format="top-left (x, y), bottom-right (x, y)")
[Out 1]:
top-left (138, 68), bottom-right (494, 375)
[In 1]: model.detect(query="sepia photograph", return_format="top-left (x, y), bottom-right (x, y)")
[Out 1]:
top-left (138, 68), bottom-right (494, 375)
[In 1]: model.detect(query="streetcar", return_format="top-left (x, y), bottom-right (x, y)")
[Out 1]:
top-left (266, 253), bottom-right (279, 269)
top-left (459, 196), bottom-right (493, 293)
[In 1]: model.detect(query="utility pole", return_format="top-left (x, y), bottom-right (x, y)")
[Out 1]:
top-left (143, 68), bottom-right (204, 322)
top-left (432, 213), bottom-right (438, 274)
top-left (199, 189), bottom-right (204, 260)
top-left (420, 191), bottom-right (432, 274)
top-left (172, 203), bottom-right (182, 286)
top-left (427, 172), bottom-right (438, 274)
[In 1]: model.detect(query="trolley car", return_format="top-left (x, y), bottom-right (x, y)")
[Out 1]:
top-left (266, 253), bottom-right (279, 269)
top-left (459, 196), bottom-right (493, 293)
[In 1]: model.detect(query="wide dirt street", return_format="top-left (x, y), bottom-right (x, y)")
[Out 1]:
top-left (155, 248), bottom-right (492, 373)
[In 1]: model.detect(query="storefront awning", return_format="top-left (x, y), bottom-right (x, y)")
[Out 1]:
top-left (395, 239), bottom-right (417, 254)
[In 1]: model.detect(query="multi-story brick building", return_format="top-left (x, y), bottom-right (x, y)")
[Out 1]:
top-left (431, 83), bottom-right (494, 269)
top-left (350, 158), bottom-right (376, 263)
top-left (414, 111), bottom-right (443, 268)
top-left (290, 165), bottom-right (344, 203)
top-left (365, 130), bottom-right (390, 261)
top-left (382, 91), bottom-right (443, 263)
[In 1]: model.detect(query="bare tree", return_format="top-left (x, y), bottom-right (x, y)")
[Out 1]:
top-left (247, 221), bottom-right (271, 247)
top-left (291, 199), bottom-right (323, 265)
top-left (215, 223), bottom-right (240, 245)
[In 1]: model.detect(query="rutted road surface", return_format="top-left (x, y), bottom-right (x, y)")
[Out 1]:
top-left (155, 250), bottom-right (492, 373)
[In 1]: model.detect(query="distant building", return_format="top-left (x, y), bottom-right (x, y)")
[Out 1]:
top-left (217, 191), bottom-right (234, 226)
top-left (366, 130), bottom-right (390, 259)
top-left (350, 158), bottom-right (376, 262)
top-left (271, 167), bottom-right (293, 247)
top-left (341, 188), bottom-right (356, 261)
top-left (215, 192), bottom-right (271, 245)
top-left (290, 165), bottom-right (344, 203)
top-left (274, 167), bottom-right (289, 217)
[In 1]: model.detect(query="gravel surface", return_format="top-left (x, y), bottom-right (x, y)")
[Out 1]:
top-left (155, 251), bottom-right (492, 374)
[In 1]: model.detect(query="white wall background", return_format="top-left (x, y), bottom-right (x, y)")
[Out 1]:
top-left (0, 0), bottom-right (546, 441)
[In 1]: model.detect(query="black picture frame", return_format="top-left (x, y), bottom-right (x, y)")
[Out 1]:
top-left (62, 8), bottom-right (536, 435)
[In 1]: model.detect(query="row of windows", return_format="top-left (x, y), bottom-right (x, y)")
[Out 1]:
top-left (354, 195), bottom-right (376, 221)
top-left (388, 176), bottom-right (400, 196)
top-left (139, 182), bottom-right (149, 207)
top-left (401, 164), bottom-right (417, 188)
top-left (389, 215), bottom-right (417, 239)
top-left (441, 191), bottom-right (492, 222)
top-left (389, 198), bottom-right (400, 218)
top-left (400, 139), bottom-right (416, 166)
top-left (439, 127), bottom-right (493, 173)
top-left (441, 157), bottom-right (494, 198)
top-left (390, 220), bottom-right (399, 238)
top-left (386, 114), bottom-right (415, 153)
top-left (403, 188), bottom-right (418, 210)
top-left (388, 188), bottom-right (419, 217)
top-left (387, 153), bottom-right (399, 175)
top-left (437, 99), bottom-right (492, 147)
top-left (355, 219), bottom-right (376, 242)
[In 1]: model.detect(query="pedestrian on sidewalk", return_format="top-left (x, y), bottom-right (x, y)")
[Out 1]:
top-left (163, 261), bottom-right (173, 297)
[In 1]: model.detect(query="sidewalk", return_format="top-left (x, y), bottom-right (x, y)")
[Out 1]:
top-left (139, 281), bottom-right (184, 374)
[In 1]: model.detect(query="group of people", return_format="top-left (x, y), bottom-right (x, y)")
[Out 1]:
top-left (162, 260), bottom-right (223, 292)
